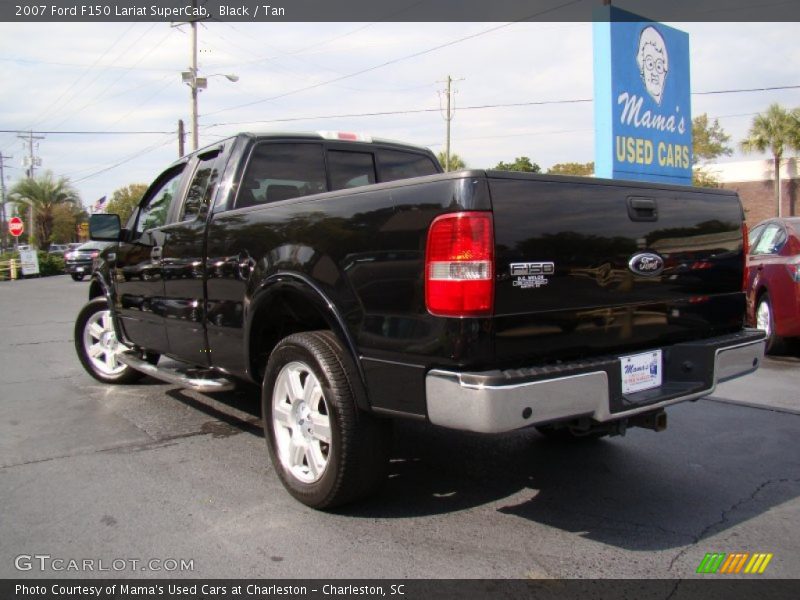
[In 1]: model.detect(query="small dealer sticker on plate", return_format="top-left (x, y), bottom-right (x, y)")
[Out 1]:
top-left (621, 350), bottom-right (662, 394)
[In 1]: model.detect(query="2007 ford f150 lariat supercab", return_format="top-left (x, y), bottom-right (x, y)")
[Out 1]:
top-left (76, 131), bottom-right (765, 508)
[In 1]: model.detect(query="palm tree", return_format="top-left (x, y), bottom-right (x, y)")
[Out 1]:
top-left (437, 151), bottom-right (466, 171)
top-left (740, 103), bottom-right (800, 218)
top-left (10, 171), bottom-right (80, 249)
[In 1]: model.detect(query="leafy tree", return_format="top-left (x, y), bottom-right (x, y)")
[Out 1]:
top-left (692, 168), bottom-right (722, 188)
top-left (50, 202), bottom-right (87, 243)
top-left (692, 113), bottom-right (733, 163)
top-left (547, 162), bottom-right (594, 176)
top-left (9, 171), bottom-right (80, 249)
top-left (494, 156), bottom-right (541, 173)
top-left (107, 183), bottom-right (148, 224)
top-left (436, 151), bottom-right (466, 171)
top-left (740, 103), bottom-right (800, 217)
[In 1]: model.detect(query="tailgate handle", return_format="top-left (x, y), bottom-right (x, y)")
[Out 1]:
top-left (627, 197), bottom-right (658, 222)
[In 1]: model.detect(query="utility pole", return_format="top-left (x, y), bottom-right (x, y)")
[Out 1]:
top-left (190, 5), bottom-right (199, 151)
top-left (439, 75), bottom-right (463, 172)
top-left (16, 131), bottom-right (42, 247)
top-left (179, 4), bottom-right (236, 152)
top-left (17, 130), bottom-right (44, 179)
top-left (178, 119), bottom-right (186, 157)
top-left (445, 75), bottom-right (452, 172)
top-left (0, 154), bottom-right (12, 251)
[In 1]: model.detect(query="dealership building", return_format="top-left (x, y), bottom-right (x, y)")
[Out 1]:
top-left (705, 158), bottom-right (800, 226)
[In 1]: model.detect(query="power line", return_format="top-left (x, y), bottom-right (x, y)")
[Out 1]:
top-left (45, 26), bottom-right (175, 131)
top-left (693, 84), bottom-right (800, 95)
top-left (25, 23), bottom-right (140, 132)
top-left (66, 134), bottom-right (176, 183)
top-left (0, 130), bottom-right (175, 135)
top-left (203, 0), bottom-right (583, 117)
top-left (205, 84), bottom-right (800, 129)
top-left (0, 56), bottom-right (177, 72)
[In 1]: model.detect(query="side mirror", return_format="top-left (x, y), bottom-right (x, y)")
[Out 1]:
top-left (89, 213), bottom-right (121, 241)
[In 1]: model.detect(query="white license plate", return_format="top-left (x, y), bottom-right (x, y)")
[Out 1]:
top-left (76, 267), bottom-right (85, 272)
top-left (621, 350), bottom-right (662, 394)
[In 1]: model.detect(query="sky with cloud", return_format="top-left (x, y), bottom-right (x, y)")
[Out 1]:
top-left (0, 19), bottom-right (798, 209)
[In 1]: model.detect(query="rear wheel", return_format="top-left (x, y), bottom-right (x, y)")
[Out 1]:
top-left (263, 330), bottom-right (391, 509)
top-left (756, 293), bottom-right (784, 354)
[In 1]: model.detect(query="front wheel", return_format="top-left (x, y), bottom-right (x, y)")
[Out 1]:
top-left (756, 293), bottom-right (784, 354)
top-left (75, 298), bottom-right (152, 384)
top-left (71, 273), bottom-right (84, 281)
top-left (263, 331), bottom-right (391, 509)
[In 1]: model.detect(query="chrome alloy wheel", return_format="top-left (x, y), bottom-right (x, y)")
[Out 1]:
top-left (756, 299), bottom-right (772, 338)
top-left (82, 309), bottom-right (126, 376)
top-left (272, 361), bottom-right (332, 484)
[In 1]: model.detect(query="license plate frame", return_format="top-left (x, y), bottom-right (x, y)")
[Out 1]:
top-left (620, 349), bottom-right (662, 395)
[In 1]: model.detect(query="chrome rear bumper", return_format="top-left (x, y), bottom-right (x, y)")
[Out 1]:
top-left (425, 330), bottom-right (765, 434)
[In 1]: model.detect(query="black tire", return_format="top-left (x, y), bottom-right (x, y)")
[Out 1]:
top-left (756, 293), bottom-right (785, 355)
top-left (536, 424), bottom-right (608, 442)
top-left (262, 330), bottom-right (391, 509)
top-left (74, 298), bottom-right (154, 384)
top-left (71, 273), bottom-right (85, 281)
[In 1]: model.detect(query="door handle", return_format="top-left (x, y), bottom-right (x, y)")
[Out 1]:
top-left (151, 246), bottom-right (163, 262)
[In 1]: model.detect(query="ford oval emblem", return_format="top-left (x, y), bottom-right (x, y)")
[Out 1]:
top-left (628, 252), bottom-right (664, 277)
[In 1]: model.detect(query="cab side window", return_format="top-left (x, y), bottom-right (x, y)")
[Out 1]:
top-left (136, 168), bottom-right (184, 236)
top-left (180, 151), bottom-right (221, 222)
top-left (328, 150), bottom-right (376, 191)
top-left (377, 149), bottom-right (438, 182)
top-left (235, 143), bottom-right (326, 209)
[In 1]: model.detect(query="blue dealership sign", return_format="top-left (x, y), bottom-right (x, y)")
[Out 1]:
top-left (593, 7), bottom-right (692, 185)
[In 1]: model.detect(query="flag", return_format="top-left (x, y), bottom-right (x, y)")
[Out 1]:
top-left (92, 196), bottom-right (107, 213)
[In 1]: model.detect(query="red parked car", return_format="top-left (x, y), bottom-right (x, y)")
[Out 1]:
top-left (745, 217), bottom-right (800, 353)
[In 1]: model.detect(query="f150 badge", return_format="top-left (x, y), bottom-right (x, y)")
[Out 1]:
top-left (510, 262), bottom-right (554, 289)
top-left (628, 252), bottom-right (664, 277)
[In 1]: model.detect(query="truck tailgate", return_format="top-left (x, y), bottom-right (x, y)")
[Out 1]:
top-left (489, 173), bottom-right (746, 363)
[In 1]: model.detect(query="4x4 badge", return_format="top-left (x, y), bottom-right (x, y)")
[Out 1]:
top-left (628, 252), bottom-right (664, 277)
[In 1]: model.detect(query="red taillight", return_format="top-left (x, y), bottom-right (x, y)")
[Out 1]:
top-left (425, 212), bottom-right (494, 317)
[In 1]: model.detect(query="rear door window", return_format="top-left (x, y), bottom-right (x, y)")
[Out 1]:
top-left (377, 149), bottom-right (438, 182)
top-left (328, 150), bottom-right (376, 190)
top-left (236, 143), bottom-right (326, 208)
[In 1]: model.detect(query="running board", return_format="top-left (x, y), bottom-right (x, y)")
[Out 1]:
top-left (118, 351), bottom-right (235, 393)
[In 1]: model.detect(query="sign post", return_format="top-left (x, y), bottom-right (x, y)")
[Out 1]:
top-left (593, 7), bottom-right (692, 185)
top-left (19, 248), bottom-right (40, 277)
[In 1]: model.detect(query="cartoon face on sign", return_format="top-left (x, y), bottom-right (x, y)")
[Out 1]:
top-left (637, 26), bottom-right (669, 105)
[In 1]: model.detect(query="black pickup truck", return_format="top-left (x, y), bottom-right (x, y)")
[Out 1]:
top-left (76, 131), bottom-right (765, 508)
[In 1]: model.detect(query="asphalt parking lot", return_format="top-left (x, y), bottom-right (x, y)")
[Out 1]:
top-left (1, 275), bottom-right (798, 579)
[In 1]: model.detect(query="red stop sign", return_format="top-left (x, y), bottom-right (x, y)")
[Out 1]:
top-left (8, 217), bottom-right (24, 237)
